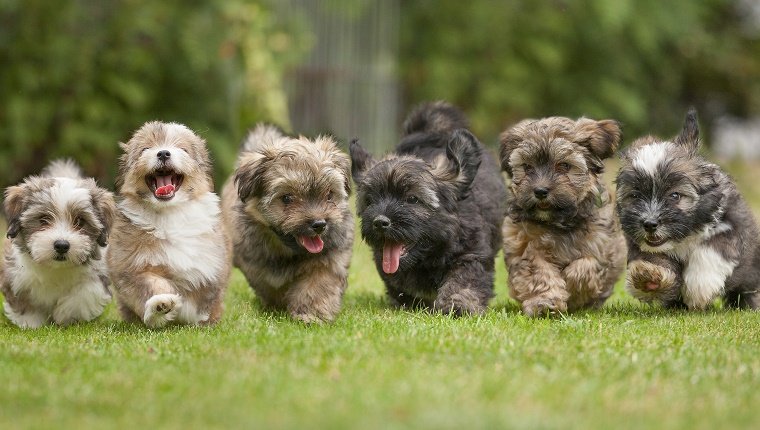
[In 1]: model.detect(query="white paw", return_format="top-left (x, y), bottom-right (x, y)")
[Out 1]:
top-left (144, 294), bottom-right (182, 328)
top-left (5, 303), bottom-right (48, 329)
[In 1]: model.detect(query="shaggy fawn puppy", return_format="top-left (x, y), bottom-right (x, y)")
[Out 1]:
top-left (617, 109), bottom-right (760, 309)
top-left (2, 159), bottom-right (115, 328)
top-left (108, 122), bottom-right (231, 328)
top-left (350, 101), bottom-right (507, 315)
top-left (500, 117), bottom-right (625, 316)
top-left (221, 124), bottom-right (353, 323)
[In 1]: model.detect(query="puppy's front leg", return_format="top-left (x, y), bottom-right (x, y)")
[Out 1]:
top-left (508, 252), bottom-right (568, 317)
top-left (563, 257), bottom-right (608, 310)
top-left (433, 257), bottom-right (494, 316)
top-left (53, 280), bottom-right (111, 326)
top-left (626, 248), bottom-right (683, 308)
top-left (137, 273), bottom-right (182, 328)
top-left (285, 270), bottom-right (346, 323)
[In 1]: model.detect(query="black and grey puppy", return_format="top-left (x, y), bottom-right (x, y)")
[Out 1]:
top-left (350, 101), bottom-right (507, 315)
top-left (617, 109), bottom-right (760, 310)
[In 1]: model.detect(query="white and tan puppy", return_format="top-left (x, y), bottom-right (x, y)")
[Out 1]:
top-left (108, 121), bottom-right (231, 328)
top-left (2, 160), bottom-right (116, 328)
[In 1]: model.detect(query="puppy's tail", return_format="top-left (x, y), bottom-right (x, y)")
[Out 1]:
top-left (402, 101), bottom-right (470, 136)
top-left (239, 123), bottom-right (286, 154)
top-left (41, 158), bottom-right (83, 179)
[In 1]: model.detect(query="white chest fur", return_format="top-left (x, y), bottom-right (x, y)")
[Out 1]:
top-left (119, 193), bottom-right (227, 289)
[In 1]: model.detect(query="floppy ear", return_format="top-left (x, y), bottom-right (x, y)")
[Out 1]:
top-left (498, 119), bottom-right (534, 177)
top-left (333, 148), bottom-right (352, 196)
top-left (3, 185), bottom-right (25, 239)
top-left (574, 118), bottom-right (622, 160)
top-left (349, 139), bottom-right (376, 183)
top-left (92, 186), bottom-right (117, 247)
top-left (434, 129), bottom-right (482, 197)
top-left (674, 108), bottom-right (699, 156)
top-left (235, 152), bottom-right (270, 203)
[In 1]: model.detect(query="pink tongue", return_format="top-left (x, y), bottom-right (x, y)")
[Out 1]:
top-left (382, 242), bottom-right (403, 274)
top-left (155, 183), bottom-right (175, 196)
top-left (299, 235), bottom-right (324, 253)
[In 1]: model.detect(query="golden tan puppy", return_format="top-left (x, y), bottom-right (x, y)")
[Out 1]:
top-left (108, 121), bottom-right (231, 328)
top-left (500, 117), bottom-right (625, 316)
top-left (221, 124), bottom-right (353, 323)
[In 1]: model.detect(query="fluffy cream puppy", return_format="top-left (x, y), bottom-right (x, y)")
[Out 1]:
top-left (107, 121), bottom-right (231, 328)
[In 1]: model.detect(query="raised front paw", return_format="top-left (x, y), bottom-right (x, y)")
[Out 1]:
top-left (433, 289), bottom-right (487, 316)
top-left (627, 260), bottom-right (677, 292)
top-left (144, 294), bottom-right (182, 328)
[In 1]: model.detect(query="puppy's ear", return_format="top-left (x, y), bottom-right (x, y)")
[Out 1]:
top-left (499, 119), bottom-right (534, 177)
top-left (334, 145), bottom-right (352, 196)
top-left (574, 118), bottom-right (622, 160)
top-left (434, 129), bottom-right (482, 197)
top-left (349, 139), bottom-right (376, 183)
top-left (235, 152), bottom-right (269, 203)
top-left (91, 185), bottom-right (117, 247)
top-left (4, 185), bottom-right (25, 239)
top-left (674, 108), bottom-right (700, 156)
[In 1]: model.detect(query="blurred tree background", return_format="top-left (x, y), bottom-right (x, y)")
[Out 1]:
top-left (0, 0), bottom-right (309, 186)
top-left (1, 0), bottom-right (759, 188)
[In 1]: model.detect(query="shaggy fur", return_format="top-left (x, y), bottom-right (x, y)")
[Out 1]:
top-left (108, 121), bottom-right (231, 328)
top-left (500, 117), bottom-right (625, 316)
top-left (221, 124), bottom-right (354, 323)
top-left (1, 159), bottom-right (115, 328)
top-left (617, 109), bottom-right (760, 309)
top-left (350, 101), bottom-right (507, 315)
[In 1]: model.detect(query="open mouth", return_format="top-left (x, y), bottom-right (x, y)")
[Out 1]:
top-left (53, 255), bottom-right (67, 262)
top-left (382, 240), bottom-right (407, 275)
top-left (535, 201), bottom-right (552, 210)
top-left (644, 236), bottom-right (668, 247)
top-left (297, 235), bottom-right (324, 254)
top-left (146, 168), bottom-right (184, 200)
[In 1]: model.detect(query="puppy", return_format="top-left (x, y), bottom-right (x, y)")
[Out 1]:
top-left (221, 124), bottom-right (354, 323)
top-left (108, 121), bottom-right (231, 328)
top-left (500, 117), bottom-right (625, 316)
top-left (617, 109), bottom-right (760, 310)
top-left (2, 159), bottom-right (115, 328)
top-left (350, 101), bottom-right (507, 315)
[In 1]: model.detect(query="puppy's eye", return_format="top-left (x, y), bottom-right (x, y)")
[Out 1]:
top-left (281, 194), bottom-right (294, 205)
top-left (73, 216), bottom-right (85, 229)
top-left (555, 162), bottom-right (570, 173)
top-left (522, 164), bottom-right (534, 173)
top-left (327, 191), bottom-right (334, 202)
top-left (38, 216), bottom-right (52, 227)
top-left (669, 192), bottom-right (681, 202)
top-left (141, 147), bottom-right (150, 153)
top-left (405, 195), bottom-right (419, 204)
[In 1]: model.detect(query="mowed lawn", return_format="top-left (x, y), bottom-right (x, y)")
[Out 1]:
top-left (1, 161), bottom-right (760, 430)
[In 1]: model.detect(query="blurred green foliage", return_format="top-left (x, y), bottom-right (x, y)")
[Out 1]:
top-left (401, 0), bottom-right (760, 144)
top-left (0, 0), bottom-right (308, 187)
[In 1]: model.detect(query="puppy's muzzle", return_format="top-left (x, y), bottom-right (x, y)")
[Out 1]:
top-left (157, 150), bottom-right (171, 162)
top-left (533, 187), bottom-right (549, 200)
top-left (643, 218), bottom-right (659, 233)
top-left (373, 215), bottom-right (391, 231)
top-left (310, 219), bottom-right (327, 234)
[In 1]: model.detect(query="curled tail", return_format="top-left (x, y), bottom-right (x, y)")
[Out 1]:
top-left (240, 123), bottom-right (286, 154)
top-left (41, 158), bottom-right (83, 179)
top-left (402, 101), bottom-right (470, 136)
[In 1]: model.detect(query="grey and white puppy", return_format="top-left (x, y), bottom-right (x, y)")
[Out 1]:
top-left (617, 109), bottom-right (760, 309)
top-left (2, 160), bottom-right (116, 328)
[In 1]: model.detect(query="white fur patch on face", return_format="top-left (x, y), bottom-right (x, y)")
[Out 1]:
top-left (632, 142), bottom-right (673, 176)
top-left (682, 245), bottom-right (736, 310)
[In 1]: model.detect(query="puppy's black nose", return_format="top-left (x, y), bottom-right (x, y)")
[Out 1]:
top-left (54, 240), bottom-right (70, 254)
top-left (373, 215), bottom-right (391, 231)
top-left (643, 219), bottom-right (659, 233)
top-left (157, 150), bottom-right (171, 161)
top-left (533, 187), bottom-right (549, 199)
top-left (311, 219), bottom-right (327, 234)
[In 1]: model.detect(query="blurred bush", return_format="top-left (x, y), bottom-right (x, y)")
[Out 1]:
top-left (0, 0), bottom-right (309, 187)
top-left (401, 0), bottom-right (760, 143)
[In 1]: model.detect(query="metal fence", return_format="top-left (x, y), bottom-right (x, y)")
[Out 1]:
top-left (279, 0), bottom-right (400, 152)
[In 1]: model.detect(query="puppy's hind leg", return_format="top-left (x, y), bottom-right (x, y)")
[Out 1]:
top-left (433, 258), bottom-right (495, 316)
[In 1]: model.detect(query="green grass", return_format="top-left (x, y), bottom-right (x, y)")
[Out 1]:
top-left (2, 166), bottom-right (760, 430)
